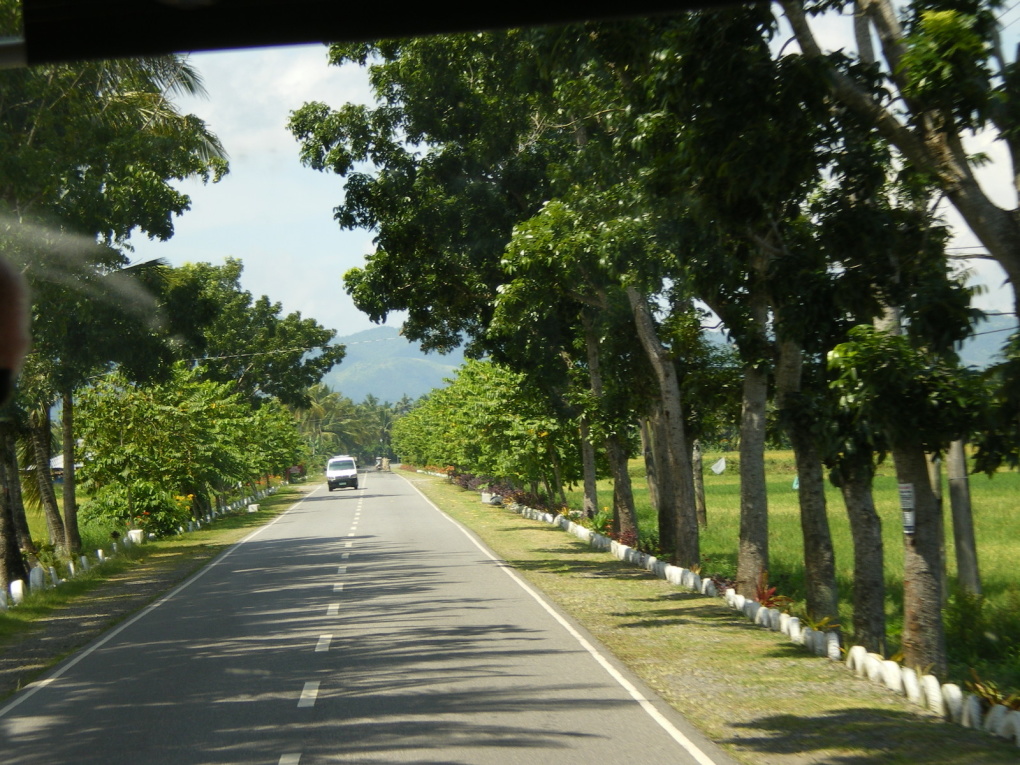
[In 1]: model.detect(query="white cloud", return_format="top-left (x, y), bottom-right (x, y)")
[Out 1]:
top-left (131, 45), bottom-right (386, 336)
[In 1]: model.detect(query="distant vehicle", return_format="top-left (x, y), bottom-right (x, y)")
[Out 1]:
top-left (326, 455), bottom-right (358, 491)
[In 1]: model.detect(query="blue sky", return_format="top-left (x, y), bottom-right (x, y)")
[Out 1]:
top-left (130, 28), bottom-right (1017, 344)
top-left (130, 44), bottom-right (388, 338)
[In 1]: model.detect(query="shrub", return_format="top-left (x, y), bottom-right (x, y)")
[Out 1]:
top-left (80, 480), bottom-right (192, 537)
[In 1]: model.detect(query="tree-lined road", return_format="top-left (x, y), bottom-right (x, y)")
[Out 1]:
top-left (0, 473), bottom-right (733, 765)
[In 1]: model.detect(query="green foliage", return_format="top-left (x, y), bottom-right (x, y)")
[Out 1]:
top-left (827, 325), bottom-right (984, 451)
top-left (901, 7), bottom-right (996, 129)
top-left (177, 259), bottom-right (345, 408)
top-left (973, 331), bottom-right (1020, 472)
top-left (81, 482), bottom-right (190, 537)
top-left (295, 385), bottom-right (404, 464)
top-left (392, 360), bottom-right (578, 489)
top-left (291, 31), bottom-right (557, 354)
top-left (946, 589), bottom-right (1020, 691)
top-left (75, 365), bottom-right (302, 532)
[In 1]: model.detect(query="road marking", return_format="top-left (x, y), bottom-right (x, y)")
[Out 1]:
top-left (279, 754), bottom-right (301, 765)
top-left (341, 552), bottom-right (350, 560)
top-left (347, 532), bottom-right (356, 537)
top-left (326, 603), bottom-right (339, 616)
top-left (407, 479), bottom-right (722, 765)
top-left (337, 566), bottom-right (347, 574)
top-left (333, 582), bottom-right (344, 592)
top-left (315, 634), bottom-right (333, 652)
top-left (344, 541), bottom-right (353, 548)
top-left (298, 681), bottom-right (319, 708)
top-left (0, 487), bottom-right (319, 720)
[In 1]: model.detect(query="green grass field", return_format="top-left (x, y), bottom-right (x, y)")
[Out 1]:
top-left (564, 451), bottom-right (1020, 693)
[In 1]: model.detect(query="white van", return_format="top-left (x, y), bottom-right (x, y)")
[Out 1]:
top-left (326, 455), bottom-right (358, 491)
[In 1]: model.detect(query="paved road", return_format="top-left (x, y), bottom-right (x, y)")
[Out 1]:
top-left (0, 472), bottom-right (735, 765)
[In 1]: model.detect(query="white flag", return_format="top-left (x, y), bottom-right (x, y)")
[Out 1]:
top-left (710, 457), bottom-right (726, 475)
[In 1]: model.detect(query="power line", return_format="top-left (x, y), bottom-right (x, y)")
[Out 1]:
top-left (190, 345), bottom-right (342, 363)
top-left (190, 336), bottom-right (402, 363)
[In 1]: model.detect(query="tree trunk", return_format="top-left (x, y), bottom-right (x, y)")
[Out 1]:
top-left (29, 409), bottom-right (65, 551)
top-left (947, 439), bottom-right (981, 596)
top-left (579, 417), bottom-right (598, 519)
top-left (643, 404), bottom-right (677, 554)
top-left (776, 340), bottom-right (838, 623)
top-left (549, 447), bottom-right (567, 507)
top-left (625, 287), bottom-right (699, 567)
top-left (837, 462), bottom-right (886, 655)
top-left (789, 425), bottom-right (839, 623)
top-left (0, 443), bottom-right (29, 590)
top-left (61, 389), bottom-right (81, 554)
top-left (581, 313), bottom-right (638, 540)
top-left (640, 416), bottom-right (660, 518)
top-left (0, 424), bottom-right (36, 559)
top-left (891, 438), bottom-right (948, 677)
top-left (605, 432), bottom-right (638, 542)
top-left (736, 359), bottom-right (769, 597)
top-left (926, 453), bottom-right (948, 604)
top-left (693, 439), bottom-right (707, 528)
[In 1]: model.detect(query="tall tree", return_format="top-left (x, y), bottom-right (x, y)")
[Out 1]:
top-left (781, 0), bottom-right (1020, 320)
top-left (0, 1), bottom-right (229, 562)
top-left (829, 327), bottom-right (982, 675)
top-left (177, 259), bottom-right (345, 409)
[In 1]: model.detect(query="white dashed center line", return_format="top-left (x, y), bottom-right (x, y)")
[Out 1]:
top-left (326, 603), bottom-right (339, 616)
top-left (344, 541), bottom-right (353, 548)
top-left (333, 582), bottom-right (344, 592)
top-left (315, 634), bottom-right (333, 653)
top-left (279, 754), bottom-right (301, 765)
top-left (297, 682), bottom-right (319, 708)
top-left (337, 566), bottom-right (347, 575)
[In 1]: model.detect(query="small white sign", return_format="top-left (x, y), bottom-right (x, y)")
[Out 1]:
top-left (898, 483), bottom-right (916, 535)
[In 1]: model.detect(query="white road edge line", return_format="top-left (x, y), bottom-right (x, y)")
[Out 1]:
top-left (315, 635), bottom-right (333, 653)
top-left (405, 478), bottom-right (721, 765)
top-left (0, 485), bottom-right (325, 720)
top-left (298, 681), bottom-right (320, 708)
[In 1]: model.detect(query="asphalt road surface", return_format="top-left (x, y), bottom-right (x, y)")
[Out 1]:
top-left (0, 471), bottom-right (736, 765)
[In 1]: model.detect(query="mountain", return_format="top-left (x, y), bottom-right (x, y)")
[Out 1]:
top-left (321, 313), bottom-right (1014, 405)
top-left (321, 326), bottom-right (465, 404)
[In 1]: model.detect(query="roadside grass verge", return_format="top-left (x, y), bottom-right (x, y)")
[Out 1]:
top-left (408, 470), bottom-right (1020, 765)
top-left (0, 484), bottom-right (305, 646)
top-left (565, 452), bottom-right (1020, 693)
